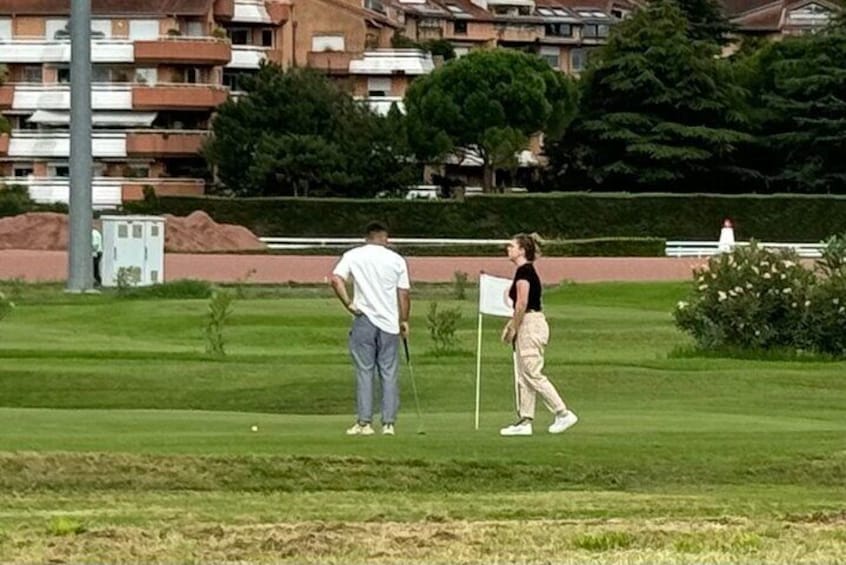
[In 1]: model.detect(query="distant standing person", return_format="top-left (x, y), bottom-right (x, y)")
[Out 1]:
top-left (499, 233), bottom-right (578, 437)
top-left (330, 221), bottom-right (411, 436)
top-left (92, 227), bottom-right (103, 287)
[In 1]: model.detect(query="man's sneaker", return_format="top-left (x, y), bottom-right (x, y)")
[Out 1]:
top-left (346, 422), bottom-right (375, 436)
top-left (500, 420), bottom-right (533, 436)
top-left (382, 423), bottom-right (395, 436)
top-left (549, 411), bottom-right (579, 434)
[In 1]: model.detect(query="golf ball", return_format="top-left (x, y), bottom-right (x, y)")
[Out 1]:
top-left (251, 425), bottom-right (258, 432)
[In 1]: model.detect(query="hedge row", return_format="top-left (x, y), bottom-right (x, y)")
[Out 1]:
top-left (127, 192), bottom-right (846, 241)
top-left (254, 237), bottom-right (665, 257)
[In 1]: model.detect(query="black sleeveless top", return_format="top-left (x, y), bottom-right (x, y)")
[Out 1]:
top-left (509, 263), bottom-right (542, 312)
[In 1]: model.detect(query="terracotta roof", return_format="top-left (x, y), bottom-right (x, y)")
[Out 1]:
top-left (730, 1), bottom-right (782, 29)
top-left (0, 0), bottom-right (214, 16)
top-left (721, 0), bottom-right (777, 17)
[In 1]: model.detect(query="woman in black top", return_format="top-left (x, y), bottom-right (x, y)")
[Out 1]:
top-left (500, 233), bottom-right (578, 436)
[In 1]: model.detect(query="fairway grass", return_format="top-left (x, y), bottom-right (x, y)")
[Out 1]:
top-left (0, 281), bottom-right (845, 563)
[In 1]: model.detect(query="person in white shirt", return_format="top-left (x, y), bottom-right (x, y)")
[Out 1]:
top-left (92, 227), bottom-right (103, 287)
top-left (331, 222), bottom-right (411, 436)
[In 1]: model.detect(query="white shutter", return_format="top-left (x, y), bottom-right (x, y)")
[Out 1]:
top-left (129, 20), bottom-right (160, 40)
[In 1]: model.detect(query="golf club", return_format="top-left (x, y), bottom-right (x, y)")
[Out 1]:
top-left (402, 337), bottom-right (426, 435)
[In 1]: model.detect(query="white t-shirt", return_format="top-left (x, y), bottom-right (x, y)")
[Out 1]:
top-left (332, 244), bottom-right (410, 334)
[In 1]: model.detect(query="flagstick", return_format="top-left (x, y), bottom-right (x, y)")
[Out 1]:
top-left (474, 311), bottom-right (483, 430)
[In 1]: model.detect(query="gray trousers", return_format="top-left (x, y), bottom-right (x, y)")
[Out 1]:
top-left (349, 314), bottom-right (400, 424)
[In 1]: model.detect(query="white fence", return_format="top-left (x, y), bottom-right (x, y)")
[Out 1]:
top-left (665, 241), bottom-right (826, 258)
top-left (259, 237), bottom-right (509, 250)
top-left (260, 237), bottom-right (828, 257)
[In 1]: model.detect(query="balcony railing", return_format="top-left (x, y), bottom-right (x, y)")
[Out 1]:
top-left (125, 130), bottom-right (208, 156)
top-left (134, 37), bottom-right (231, 65)
top-left (0, 39), bottom-right (134, 64)
top-left (132, 84), bottom-right (229, 110)
top-left (307, 51), bottom-right (354, 74)
top-left (214, 0), bottom-right (236, 20)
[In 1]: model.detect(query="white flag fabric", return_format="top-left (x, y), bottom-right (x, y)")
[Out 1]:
top-left (478, 273), bottom-right (513, 318)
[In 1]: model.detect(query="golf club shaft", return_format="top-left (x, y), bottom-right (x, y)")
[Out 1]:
top-left (403, 338), bottom-right (424, 426)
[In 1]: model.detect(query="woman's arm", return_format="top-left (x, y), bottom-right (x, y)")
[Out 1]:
top-left (503, 279), bottom-right (529, 344)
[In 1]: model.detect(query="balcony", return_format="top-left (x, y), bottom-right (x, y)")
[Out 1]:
top-left (134, 38), bottom-right (231, 65)
top-left (0, 86), bottom-right (12, 109)
top-left (0, 176), bottom-right (205, 209)
top-left (227, 45), bottom-right (271, 69)
top-left (0, 39), bottom-right (134, 64)
top-left (307, 51), bottom-right (354, 75)
top-left (214, 0), bottom-right (236, 20)
top-left (132, 84), bottom-right (229, 110)
top-left (357, 96), bottom-right (405, 116)
top-left (495, 23), bottom-right (543, 43)
top-left (121, 179), bottom-right (206, 201)
top-left (6, 131), bottom-right (127, 158)
top-left (7, 84), bottom-right (133, 111)
top-left (348, 50), bottom-right (435, 76)
top-left (126, 131), bottom-right (208, 157)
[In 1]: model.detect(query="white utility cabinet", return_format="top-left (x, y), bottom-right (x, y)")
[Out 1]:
top-left (100, 215), bottom-right (165, 287)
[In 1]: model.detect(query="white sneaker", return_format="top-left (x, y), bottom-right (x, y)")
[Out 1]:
top-left (549, 411), bottom-right (578, 434)
top-left (500, 421), bottom-right (533, 436)
top-left (382, 423), bottom-right (395, 436)
top-left (346, 422), bottom-right (375, 436)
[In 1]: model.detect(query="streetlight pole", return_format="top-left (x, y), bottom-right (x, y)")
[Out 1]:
top-left (66, 0), bottom-right (93, 291)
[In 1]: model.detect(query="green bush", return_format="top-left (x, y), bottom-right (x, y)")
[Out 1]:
top-left (426, 302), bottom-right (463, 353)
top-left (123, 192), bottom-right (846, 241)
top-left (674, 237), bottom-right (846, 355)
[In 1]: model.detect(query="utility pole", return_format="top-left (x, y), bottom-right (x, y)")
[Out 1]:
top-left (66, 0), bottom-right (93, 291)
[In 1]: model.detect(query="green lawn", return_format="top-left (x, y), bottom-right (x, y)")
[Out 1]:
top-left (0, 281), bottom-right (844, 563)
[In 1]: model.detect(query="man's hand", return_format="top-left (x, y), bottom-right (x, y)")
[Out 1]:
top-left (400, 321), bottom-right (410, 338)
top-left (501, 321), bottom-right (516, 345)
top-left (346, 302), bottom-right (361, 316)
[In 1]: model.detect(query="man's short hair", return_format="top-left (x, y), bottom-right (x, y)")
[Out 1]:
top-left (365, 221), bottom-right (388, 236)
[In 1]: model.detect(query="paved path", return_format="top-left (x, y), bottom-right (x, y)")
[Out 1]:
top-left (1, 250), bottom-right (707, 284)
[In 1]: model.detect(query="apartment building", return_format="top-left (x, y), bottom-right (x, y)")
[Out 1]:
top-left (0, 0), bottom-right (434, 207)
top-left (725, 0), bottom-right (840, 38)
top-left (396, 0), bottom-right (636, 73)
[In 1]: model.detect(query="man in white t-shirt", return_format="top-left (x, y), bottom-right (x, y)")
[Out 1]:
top-left (330, 221), bottom-right (411, 436)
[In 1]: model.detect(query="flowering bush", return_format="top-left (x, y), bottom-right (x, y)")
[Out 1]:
top-left (0, 290), bottom-right (14, 323)
top-left (674, 238), bottom-right (846, 355)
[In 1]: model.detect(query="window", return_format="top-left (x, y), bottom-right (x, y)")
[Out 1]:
top-left (311, 34), bottom-right (345, 51)
top-left (92, 65), bottom-right (110, 82)
top-left (182, 20), bottom-right (204, 37)
top-left (91, 19), bottom-right (111, 38)
top-left (445, 4), bottom-right (466, 14)
top-left (453, 21), bottom-right (468, 35)
top-left (13, 166), bottom-right (34, 178)
top-left (151, 225), bottom-right (160, 238)
top-left (544, 23), bottom-right (572, 37)
top-left (261, 29), bottom-right (274, 47)
top-left (540, 46), bottom-right (560, 69)
top-left (570, 48), bottom-right (589, 72)
top-left (135, 68), bottom-right (157, 85)
top-left (0, 18), bottom-right (11, 40)
top-left (228, 28), bottom-right (249, 45)
top-left (223, 70), bottom-right (253, 90)
top-left (46, 18), bottom-right (68, 39)
top-left (57, 67), bottom-right (70, 83)
top-left (129, 19), bottom-right (159, 39)
top-left (537, 8), bottom-right (554, 16)
top-left (132, 224), bottom-right (143, 239)
top-left (23, 65), bottom-right (43, 83)
top-left (184, 67), bottom-right (199, 84)
top-left (367, 77), bottom-right (391, 97)
top-left (49, 163), bottom-right (70, 177)
top-left (582, 24), bottom-right (609, 38)
top-left (118, 224), bottom-right (128, 238)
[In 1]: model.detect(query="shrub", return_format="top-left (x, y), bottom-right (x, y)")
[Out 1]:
top-left (205, 288), bottom-right (234, 356)
top-left (675, 238), bottom-right (846, 355)
top-left (453, 270), bottom-right (468, 300)
top-left (0, 290), bottom-right (14, 323)
top-left (426, 301), bottom-right (462, 353)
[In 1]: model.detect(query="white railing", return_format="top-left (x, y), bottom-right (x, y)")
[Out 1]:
top-left (665, 241), bottom-right (826, 258)
top-left (259, 237), bottom-right (510, 250)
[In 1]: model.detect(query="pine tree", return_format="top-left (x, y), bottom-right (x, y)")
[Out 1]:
top-left (549, 0), bottom-right (753, 191)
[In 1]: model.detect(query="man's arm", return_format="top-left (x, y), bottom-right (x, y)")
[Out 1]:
top-left (331, 275), bottom-right (359, 315)
top-left (398, 288), bottom-right (410, 337)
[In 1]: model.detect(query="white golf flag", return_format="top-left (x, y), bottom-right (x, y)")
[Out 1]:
top-left (478, 273), bottom-right (513, 317)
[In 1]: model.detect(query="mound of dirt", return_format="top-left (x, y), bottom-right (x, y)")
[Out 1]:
top-left (0, 211), bottom-right (266, 253)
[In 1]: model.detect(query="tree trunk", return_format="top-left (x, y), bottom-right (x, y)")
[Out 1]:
top-left (482, 163), bottom-right (496, 193)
